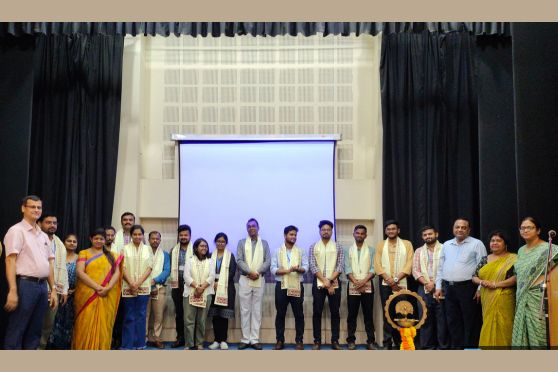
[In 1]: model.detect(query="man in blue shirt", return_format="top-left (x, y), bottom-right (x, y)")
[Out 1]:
top-left (434, 218), bottom-right (487, 349)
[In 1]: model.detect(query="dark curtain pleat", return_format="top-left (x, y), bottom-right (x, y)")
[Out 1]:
top-left (0, 22), bottom-right (509, 37)
top-left (380, 31), bottom-right (480, 246)
top-left (27, 34), bottom-right (124, 249)
top-left (0, 34), bottom-right (35, 349)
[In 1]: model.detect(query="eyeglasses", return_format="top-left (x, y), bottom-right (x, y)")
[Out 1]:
top-left (24, 205), bottom-right (42, 210)
top-left (519, 226), bottom-right (536, 232)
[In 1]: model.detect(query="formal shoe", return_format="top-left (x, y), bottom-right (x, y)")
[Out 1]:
top-left (208, 341), bottom-right (220, 350)
top-left (347, 342), bottom-right (356, 350)
top-left (366, 342), bottom-right (379, 350)
top-left (312, 342), bottom-right (321, 350)
top-left (386, 343), bottom-right (393, 350)
top-left (238, 342), bottom-right (250, 350)
top-left (251, 343), bottom-right (263, 350)
top-left (154, 341), bottom-right (165, 349)
top-left (220, 342), bottom-right (229, 350)
top-left (295, 342), bottom-right (304, 350)
top-left (274, 341), bottom-right (284, 350)
top-left (331, 342), bottom-right (343, 350)
top-left (172, 340), bottom-right (185, 348)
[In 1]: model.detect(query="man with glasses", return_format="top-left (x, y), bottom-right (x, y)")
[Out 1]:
top-left (434, 218), bottom-right (487, 349)
top-left (3, 195), bottom-right (58, 349)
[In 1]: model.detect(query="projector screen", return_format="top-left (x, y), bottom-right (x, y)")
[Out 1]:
top-left (178, 139), bottom-right (336, 275)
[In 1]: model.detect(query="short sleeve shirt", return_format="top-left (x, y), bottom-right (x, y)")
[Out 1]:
top-left (4, 219), bottom-right (54, 278)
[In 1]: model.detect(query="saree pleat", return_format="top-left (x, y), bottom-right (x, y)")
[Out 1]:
top-left (72, 249), bottom-right (121, 350)
top-left (512, 243), bottom-right (558, 349)
top-left (478, 254), bottom-right (516, 349)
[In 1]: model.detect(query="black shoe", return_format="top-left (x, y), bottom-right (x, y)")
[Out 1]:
top-left (366, 342), bottom-right (379, 350)
top-left (251, 343), bottom-right (263, 350)
top-left (386, 343), bottom-right (393, 350)
top-left (312, 342), bottom-right (321, 350)
top-left (347, 342), bottom-right (356, 350)
top-left (331, 342), bottom-right (343, 350)
top-left (238, 342), bottom-right (250, 350)
top-left (171, 340), bottom-right (185, 348)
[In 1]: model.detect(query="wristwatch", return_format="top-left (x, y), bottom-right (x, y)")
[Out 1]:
top-left (393, 277), bottom-right (399, 283)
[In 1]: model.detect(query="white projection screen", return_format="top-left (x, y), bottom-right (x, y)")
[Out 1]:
top-left (178, 138), bottom-right (336, 262)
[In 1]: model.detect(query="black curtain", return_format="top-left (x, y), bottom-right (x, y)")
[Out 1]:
top-left (380, 31), bottom-right (480, 247)
top-left (0, 34), bottom-right (35, 349)
top-left (511, 23), bottom-right (558, 239)
top-left (27, 34), bottom-right (124, 249)
top-left (0, 22), bottom-right (509, 37)
top-left (475, 36), bottom-right (519, 249)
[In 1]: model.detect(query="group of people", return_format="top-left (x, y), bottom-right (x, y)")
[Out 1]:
top-left (2, 195), bottom-right (557, 350)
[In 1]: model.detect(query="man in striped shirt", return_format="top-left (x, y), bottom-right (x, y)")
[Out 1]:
top-left (412, 225), bottom-right (449, 349)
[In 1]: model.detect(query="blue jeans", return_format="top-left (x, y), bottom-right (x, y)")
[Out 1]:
top-left (121, 295), bottom-right (149, 349)
top-left (417, 285), bottom-right (449, 349)
top-left (4, 277), bottom-right (49, 349)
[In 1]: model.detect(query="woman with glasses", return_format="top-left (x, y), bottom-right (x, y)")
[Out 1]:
top-left (512, 217), bottom-right (558, 349)
top-left (183, 238), bottom-right (215, 350)
top-left (207, 233), bottom-right (237, 350)
top-left (472, 230), bottom-right (517, 349)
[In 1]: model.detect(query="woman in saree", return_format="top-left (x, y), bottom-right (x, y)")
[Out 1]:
top-left (46, 233), bottom-right (79, 349)
top-left (512, 216), bottom-right (558, 349)
top-left (72, 228), bottom-right (123, 350)
top-left (472, 230), bottom-right (517, 349)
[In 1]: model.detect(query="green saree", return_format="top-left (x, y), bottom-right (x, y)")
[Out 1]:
top-left (511, 242), bottom-right (558, 349)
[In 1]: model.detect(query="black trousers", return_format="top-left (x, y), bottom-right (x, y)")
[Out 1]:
top-left (346, 284), bottom-right (375, 344)
top-left (379, 285), bottom-right (401, 347)
top-left (111, 294), bottom-right (124, 349)
top-left (417, 286), bottom-right (449, 349)
top-left (212, 315), bottom-right (229, 343)
top-left (275, 282), bottom-right (305, 343)
top-left (312, 281), bottom-right (341, 343)
top-left (171, 285), bottom-right (185, 342)
top-left (443, 280), bottom-right (482, 349)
